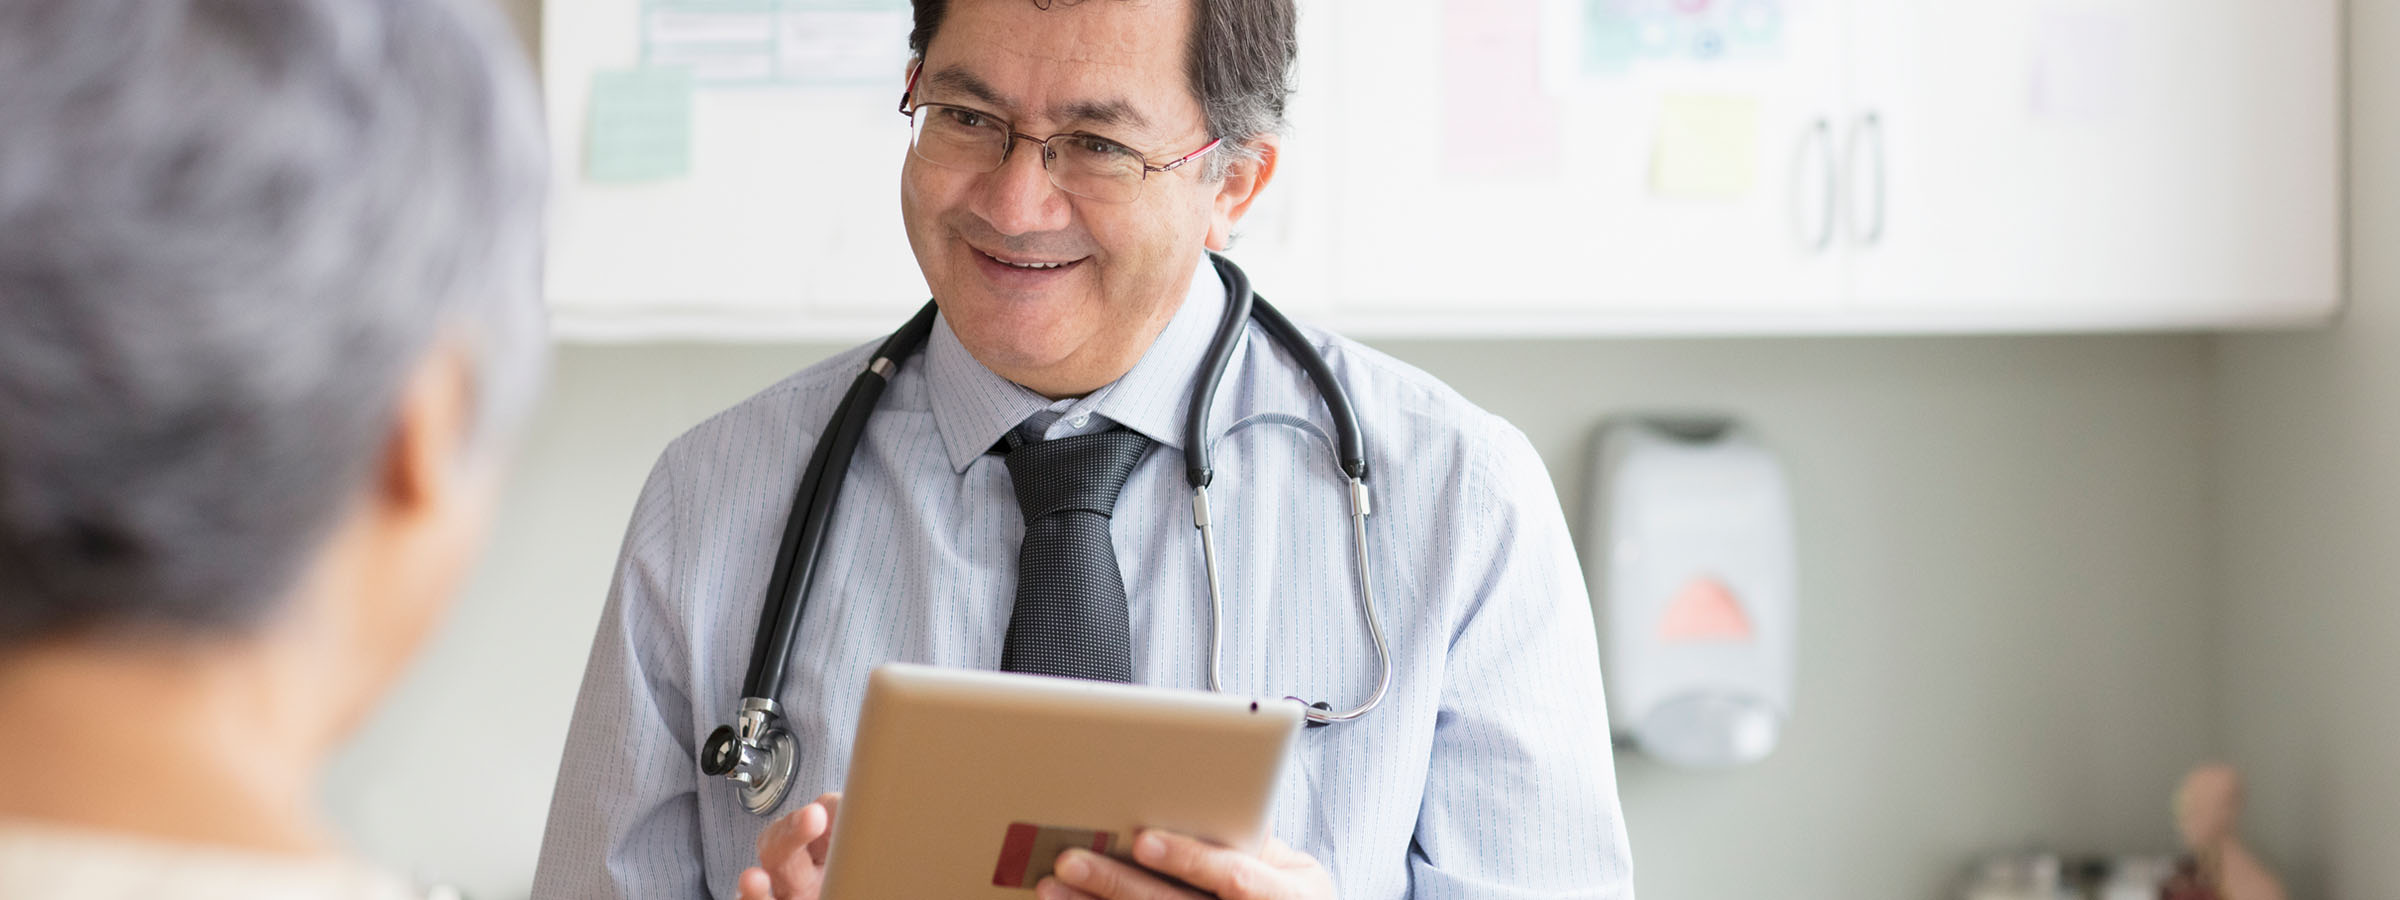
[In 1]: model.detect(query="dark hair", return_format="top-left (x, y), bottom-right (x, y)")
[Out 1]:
top-left (907, 0), bottom-right (1296, 176)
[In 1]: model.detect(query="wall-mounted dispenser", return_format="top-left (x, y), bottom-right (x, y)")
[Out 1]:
top-left (1583, 416), bottom-right (1795, 768)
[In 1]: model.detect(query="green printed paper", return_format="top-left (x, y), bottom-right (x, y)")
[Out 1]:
top-left (1583, 0), bottom-right (1640, 73)
top-left (586, 67), bottom-right (694, 183)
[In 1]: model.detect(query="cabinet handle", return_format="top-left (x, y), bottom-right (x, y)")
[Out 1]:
top-left (1847, 112), bottom-right (1886, 246)
top-left (1796, 118), bottom-right (1836, 253)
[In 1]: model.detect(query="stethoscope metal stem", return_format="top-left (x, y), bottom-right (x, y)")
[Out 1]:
top-left (1193, 485), bottom-right (1229, 697)
top-left (1327, 476), bottom-right (1391, 723)
top-left (1192, 476), bottom-right (1391, 727)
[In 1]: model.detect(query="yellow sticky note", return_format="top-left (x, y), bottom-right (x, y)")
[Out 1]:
top-left (1651, 94), bottom-right (1760, 199)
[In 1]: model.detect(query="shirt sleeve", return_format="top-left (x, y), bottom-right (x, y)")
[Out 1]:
top-left (1406, 418), bottom-right (1637, 899)
top-left (532, 448), bottom-right (712, 900)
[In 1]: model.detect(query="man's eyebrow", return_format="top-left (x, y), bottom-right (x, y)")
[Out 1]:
top-left (924, 65), bottom-right (1155, 132)
top-left (926, 67), bottom-right (1013, 111)
top-left (1058, 97), bottom-right (1152, 132)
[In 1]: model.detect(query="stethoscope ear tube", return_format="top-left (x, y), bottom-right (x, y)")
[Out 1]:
top-left (1244, 295), bottom-right (1367, 482)
top-left (1183, 253), bottom-right (1255, 490)
top-left (1185, 253), bottom-right (1387, 730)
top-left (1187, 252), bottom-right (1367, 483)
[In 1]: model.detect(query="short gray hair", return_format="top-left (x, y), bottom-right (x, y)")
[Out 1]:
top-left (0, 0), bottom-right (549, 647)
top-left (906, 0), bottom-right (1298, 179)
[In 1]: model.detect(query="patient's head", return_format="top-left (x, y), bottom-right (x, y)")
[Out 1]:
top-left (0, 0), bottom-right (545, 767)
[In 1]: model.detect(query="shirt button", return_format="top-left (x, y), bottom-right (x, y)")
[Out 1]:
top-left (1070, 415), bottom-right (1090, 429)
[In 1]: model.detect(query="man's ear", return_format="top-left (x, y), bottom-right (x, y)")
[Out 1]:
top-left (1205, 135), bottom-right (1281, 251)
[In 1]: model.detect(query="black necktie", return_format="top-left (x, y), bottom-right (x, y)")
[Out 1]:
top-left (999, 423), bottom-right (1152, 682)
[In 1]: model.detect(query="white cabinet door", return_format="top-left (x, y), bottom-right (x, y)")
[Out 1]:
top-left (1322, 0), bottom-right (1852, 332)
top-left (1844, 0), bottom-right (2339, 329)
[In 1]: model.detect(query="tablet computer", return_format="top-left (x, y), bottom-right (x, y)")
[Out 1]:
top-left (819, 663), bottom-right (1304, 898)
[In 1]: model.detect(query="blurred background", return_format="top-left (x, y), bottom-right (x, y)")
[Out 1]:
top-left (320, 0), bottom-right (2396, 897)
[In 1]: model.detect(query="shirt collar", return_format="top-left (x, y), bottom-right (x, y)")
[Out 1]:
top-left (926, 254), bottom-right (1231, 473)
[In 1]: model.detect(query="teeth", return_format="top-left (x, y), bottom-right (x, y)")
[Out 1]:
top-left (986, 251), bottom-right (1068, 270)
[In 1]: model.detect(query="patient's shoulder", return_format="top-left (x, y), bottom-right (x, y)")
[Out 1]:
top-left (0, 821), bottom-right (422, 900)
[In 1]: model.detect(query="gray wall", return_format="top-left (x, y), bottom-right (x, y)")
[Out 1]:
top-left (326, 333), bottom-right (2223, 900)
top-left (2208, 2), bottom-right (2399, 897)
top-left (1391, 337), bottom-right (2218, 898)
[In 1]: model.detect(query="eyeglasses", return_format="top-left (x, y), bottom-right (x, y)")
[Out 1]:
top-left (897, 68), bottom-right (1223, 204)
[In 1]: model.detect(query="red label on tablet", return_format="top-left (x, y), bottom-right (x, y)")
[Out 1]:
top-left (991, 822), bottom-right (1117, 889)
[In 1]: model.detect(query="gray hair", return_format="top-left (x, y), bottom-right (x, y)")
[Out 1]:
top-left (0, 0), bottom-right (549, 648)
top-left (907, 0), bottom-right (1298, 180)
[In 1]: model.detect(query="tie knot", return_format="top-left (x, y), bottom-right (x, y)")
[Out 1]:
top-left (1003, 426), bottom-right (1153, 523)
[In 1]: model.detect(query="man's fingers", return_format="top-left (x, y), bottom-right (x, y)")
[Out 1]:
top-left (753, 805), bottom-right (811, 857)
top-left (1051, 847), bottom-right (1204, 900)
top-left (735, 867), bottom-right (775, 900)
top-left (1033, 875), bottom-right (1105, 900)
top-left (1258, 837), bottom-right (1313, 868)
top-left (807, 792), bottom-right (841, 864)
top-left (1129, 830), bottom-right (1266, 899)
top-left (757, 803), bottom-right (826, 860)
top-left (755, 796), bottom-right (838, 892)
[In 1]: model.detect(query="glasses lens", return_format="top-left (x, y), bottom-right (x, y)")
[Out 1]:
top-left (1049, 134), bottom-right (1147, 203)
top-left (910, 105), bottom-right (1007, 173)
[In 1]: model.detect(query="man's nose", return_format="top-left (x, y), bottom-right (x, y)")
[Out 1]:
top-left (971, 136), bottom-right (1074, 236)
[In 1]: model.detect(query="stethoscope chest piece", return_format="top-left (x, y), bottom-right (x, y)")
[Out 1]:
top-left (700, 699), bottom-right (800, 815)
top-left (734, 729), bottom-right (797, 815)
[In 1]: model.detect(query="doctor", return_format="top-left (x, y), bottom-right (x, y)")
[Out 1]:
top-left (532, 0), bottom-right (1633, 897)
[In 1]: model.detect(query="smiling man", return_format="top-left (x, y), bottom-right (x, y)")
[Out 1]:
top-left (532, 1), bottom-right (1634, 898)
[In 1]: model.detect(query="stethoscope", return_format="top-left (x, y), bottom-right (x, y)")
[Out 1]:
top-left (698, 253), bottom-right (1392, 815)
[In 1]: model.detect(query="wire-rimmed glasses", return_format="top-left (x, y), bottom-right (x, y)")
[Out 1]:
top-left (897, 69), bottom-right (1222, 204)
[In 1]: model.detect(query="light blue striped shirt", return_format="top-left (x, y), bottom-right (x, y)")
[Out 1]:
top-left (532, 257), bottom-right (1635, 899)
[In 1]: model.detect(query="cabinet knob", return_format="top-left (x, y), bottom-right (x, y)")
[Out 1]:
top-left (1846, 112), bottom-right (1887, 247)
top-left (1795, 118), bottom-right (1838, 253)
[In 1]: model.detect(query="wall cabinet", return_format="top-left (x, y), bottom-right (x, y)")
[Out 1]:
top-left (1842, 0), bottom-right (2339, 328)
top-left (1320, 0), bottom-right (1851, 327)
top-left (1311, 0), bottom-right (2339, 335)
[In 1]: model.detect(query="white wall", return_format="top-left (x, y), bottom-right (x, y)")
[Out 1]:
top-left (2208, 2), bottom-right (2400, 898)
top-left (326, 333), bottom-right (2223, 900)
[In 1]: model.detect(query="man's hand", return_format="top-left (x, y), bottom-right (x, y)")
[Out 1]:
top-left (1035, 830), bottom-right (1335, 900)
top-left (735, 792), bottom-right (841, 900)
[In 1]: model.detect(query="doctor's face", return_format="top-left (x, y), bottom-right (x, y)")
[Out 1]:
top-left (899, 0), bottom-right (1239, 397)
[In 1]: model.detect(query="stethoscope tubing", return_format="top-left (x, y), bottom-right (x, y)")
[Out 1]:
top-left (1184, 255), bottom-right (1369, 486)
top-left (743, 305), bottom-right (940, 700)
top-left (1183, 255), bottom-right (1387, 724)
top-left (710, 253), bottom-right (1391, 815)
